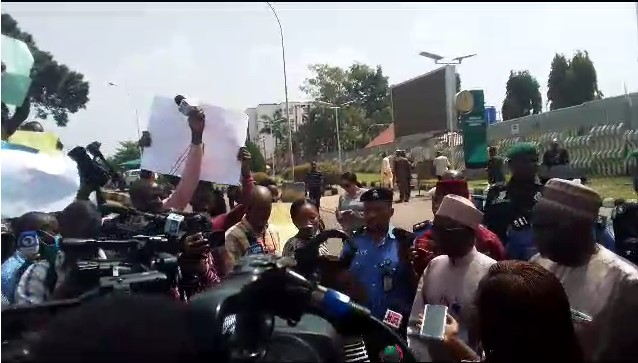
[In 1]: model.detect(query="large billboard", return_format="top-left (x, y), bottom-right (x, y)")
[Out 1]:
top-left (390, 65), bottom-right (456, 138)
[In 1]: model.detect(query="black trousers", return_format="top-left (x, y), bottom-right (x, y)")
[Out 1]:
top-left (308, 190), bottom-right (322, 209)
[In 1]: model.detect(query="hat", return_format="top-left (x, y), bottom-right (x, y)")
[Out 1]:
top-left (434, 179), bottom-right (470, 199)
top-left (435, 194), bottom-right (483, 229)
top-left (540, 178), bottom-right (602, 221)
top-left (360, 187), bottom-right (393, 203)
top-left (507, 142), bottom-right (538, 159)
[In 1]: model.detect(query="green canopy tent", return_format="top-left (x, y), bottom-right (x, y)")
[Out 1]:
top-left (1, 35), bottom-right (34, 106)
top-left (119, 158), bottom-right (141, 169)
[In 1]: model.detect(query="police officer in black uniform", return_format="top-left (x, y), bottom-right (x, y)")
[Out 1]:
top-left (483, 143), bottom-right (543, 251)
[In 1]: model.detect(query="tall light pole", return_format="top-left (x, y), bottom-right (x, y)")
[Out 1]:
top-left (107, 82), bottom-right (142, 155)
top-left (314, 100), bottom-right (354, 172)
top-left (266, 2), bottom-right (294, 175)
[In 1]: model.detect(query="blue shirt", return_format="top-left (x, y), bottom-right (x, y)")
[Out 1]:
top-left (341, 226), bottom-right (416, 320)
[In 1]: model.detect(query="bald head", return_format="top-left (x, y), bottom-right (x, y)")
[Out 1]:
top-left (246, 186), bottom-right (273, 231)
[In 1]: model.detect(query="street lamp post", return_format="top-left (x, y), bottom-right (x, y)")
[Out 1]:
top-left (106, 82), bottom-right (141, 140)
top-left (419, 51), bottom-right (477, 169)
top-left (313, 100), bottom-right (354, 172)
top-left (266, 2), bottom-right (294, 176)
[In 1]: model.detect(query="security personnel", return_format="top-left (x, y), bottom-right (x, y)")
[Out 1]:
top-left (340, 187), bottom-right (417, 331)
top-left (483, 143), bottom-right (543, 260)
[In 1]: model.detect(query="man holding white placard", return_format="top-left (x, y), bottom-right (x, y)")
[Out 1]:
top-left (130, 106), bottom-right (205, 213)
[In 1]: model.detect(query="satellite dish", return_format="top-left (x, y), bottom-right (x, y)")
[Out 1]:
top-left (455, 90), bottom-right (474, 114)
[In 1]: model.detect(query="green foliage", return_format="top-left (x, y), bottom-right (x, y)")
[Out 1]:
top-left (298, 63), bottom-right (392, 157)
top-left (281, 162), bottom-right (341, 186)
top-left (252, 172), bottom-right (273, 185)
top-left (1, 13), bottom-right (90, 127)
top-left (245, 140), bottom-right (266, 172)
top-left (501, 70), bottom-right (542, 121)
top-left (106, 141), bottom-right (141, 171)
top-left (547, 51), bottom-right (602, 111)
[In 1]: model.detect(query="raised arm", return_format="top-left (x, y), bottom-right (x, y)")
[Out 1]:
top-left (163, 107), bottom-right (205, 211)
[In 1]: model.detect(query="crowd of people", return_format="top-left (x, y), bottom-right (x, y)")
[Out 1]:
top-left (1, 102), bottom-right (638, 362)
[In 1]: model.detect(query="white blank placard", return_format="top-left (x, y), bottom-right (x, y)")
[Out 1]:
top-left (141, 96), bottom-right (248, 185)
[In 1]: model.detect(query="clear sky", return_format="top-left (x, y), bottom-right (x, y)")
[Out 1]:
top-left (3, 2), bottom-right (637, 155)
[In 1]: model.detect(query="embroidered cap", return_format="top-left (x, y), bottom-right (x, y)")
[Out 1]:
top-left (435, 194), bottom-right (483, 229)
top-left (539, 178), bottom-right (601, 221)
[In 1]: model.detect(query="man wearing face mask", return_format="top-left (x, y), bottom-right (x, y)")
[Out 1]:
top-left (11, 213), bottom-right (65, 306)
top-left (530, 178), bottom-right (638, 360)
top-left (408, 195), bottom-right (496, 361)
top-left (340, 187), bottom-right (417, 327)
top-left (1, 212), bottom-right (61, 305)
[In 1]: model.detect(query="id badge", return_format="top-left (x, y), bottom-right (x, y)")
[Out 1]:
top-left (383, 274), bottom-right (393, 292)
top-left (246, 243), bottom-right (265, 255)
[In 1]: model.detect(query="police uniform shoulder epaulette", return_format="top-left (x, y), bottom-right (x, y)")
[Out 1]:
top-left (412, 220), bottom-right (432, 233)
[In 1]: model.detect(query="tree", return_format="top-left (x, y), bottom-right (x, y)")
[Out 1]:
top-left (456, 73), bottom-right (461, 93)
top-left (259, 109), bottom-right (289, 153)
top-left (106, 141), bottom-right (141, 171)
top-left (501, 70), bottom-right (542, 121)
top-left (1, 13), bottom-right (90, 134)
top-left (298, 62), bottom-right (392, 156)
top-left (547, 54), bottom-right (570, 110)
top-left (547, 51), bottom-right (602, 111)
top-left (245, 140), bottom-right (266, 172)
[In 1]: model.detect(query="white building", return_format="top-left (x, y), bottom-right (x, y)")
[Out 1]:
top-left (246, 101), bottom-right (309, 162)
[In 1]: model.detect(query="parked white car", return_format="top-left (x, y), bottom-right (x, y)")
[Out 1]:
top-left (123, 169), bottom-right (141, 187)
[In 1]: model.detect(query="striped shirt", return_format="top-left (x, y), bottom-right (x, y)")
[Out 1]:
top-left (14, 252), bottom-right (65, 306)
top-left (304, 170), bottom-right (324, 193)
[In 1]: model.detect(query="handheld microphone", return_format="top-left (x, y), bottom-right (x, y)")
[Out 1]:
top-left (174, 94), bottom-right (196, 117)
top-left (17, 231), bottom-right (39, 258)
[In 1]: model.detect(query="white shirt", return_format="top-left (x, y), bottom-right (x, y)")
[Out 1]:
top-left (382, 156), bottom-right (393, 175)
top-left (408, 247), bottom-right (496, 361)
top-left (531, 246), bottom-right (638, 359)
top-left (433, 156), bottom-right (450, 176)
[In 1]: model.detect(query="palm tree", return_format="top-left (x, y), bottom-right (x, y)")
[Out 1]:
top-left (259, 110), bottom-right (289, 154)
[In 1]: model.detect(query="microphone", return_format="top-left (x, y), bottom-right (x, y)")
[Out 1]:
top-left (174, 95), bottom-right (186, 106)
top-left (16, 231), bottom-right (40, 258)
top-left (98, 201), bottom-right (135, 216)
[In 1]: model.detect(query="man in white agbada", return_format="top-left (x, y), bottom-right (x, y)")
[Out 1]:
top-left (381, 152), bottom-right (393, 189)
top-left (530, 178), bottom-right (638, 360)
top-left (408, 194), bottom-right (496, 361)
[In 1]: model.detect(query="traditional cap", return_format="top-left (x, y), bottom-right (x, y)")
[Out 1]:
top-left (506, 142), bottom-right (538, 159)
top-left (434, 179), bottom-right (470, 199)
top-left (360, 187), bottom-right (393, 203)
top-left (435, 194), bottom-right (483, 230)
top-left (539, 178), bottom-right (602, 221)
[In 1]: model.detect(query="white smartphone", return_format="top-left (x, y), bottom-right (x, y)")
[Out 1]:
top-left (420, 304), bottom-right (448, 341)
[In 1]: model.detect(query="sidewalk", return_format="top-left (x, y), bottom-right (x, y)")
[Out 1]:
top-left (319, 189), bottom-right (429, 214)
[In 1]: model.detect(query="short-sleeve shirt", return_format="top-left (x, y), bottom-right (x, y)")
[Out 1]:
top-left (433, 156), bottom-right (450, 176)
top-left (340, 226), bottom-right (415, 320)
top-left (224, 217), bottom-right (280, 269)
top-left (337, 188), bottom-right (367, 233)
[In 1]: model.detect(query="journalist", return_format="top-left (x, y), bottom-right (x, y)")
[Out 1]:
top-left (129, 106), bottom-right (205, 213)
top-left (7, 213), bottom-right (64, 306)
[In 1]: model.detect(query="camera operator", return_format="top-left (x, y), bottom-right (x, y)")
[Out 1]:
top-left (129, 106), bottom-right (205, 213)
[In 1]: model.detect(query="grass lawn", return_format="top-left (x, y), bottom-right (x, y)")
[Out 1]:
top-left (356, 173), bottom-right (637, 200)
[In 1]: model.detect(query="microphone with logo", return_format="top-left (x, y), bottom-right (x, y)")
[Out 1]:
top-left (174, 95), bottom-right (198, 117)
top-left (17, 231), bottom-right (40, 259)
